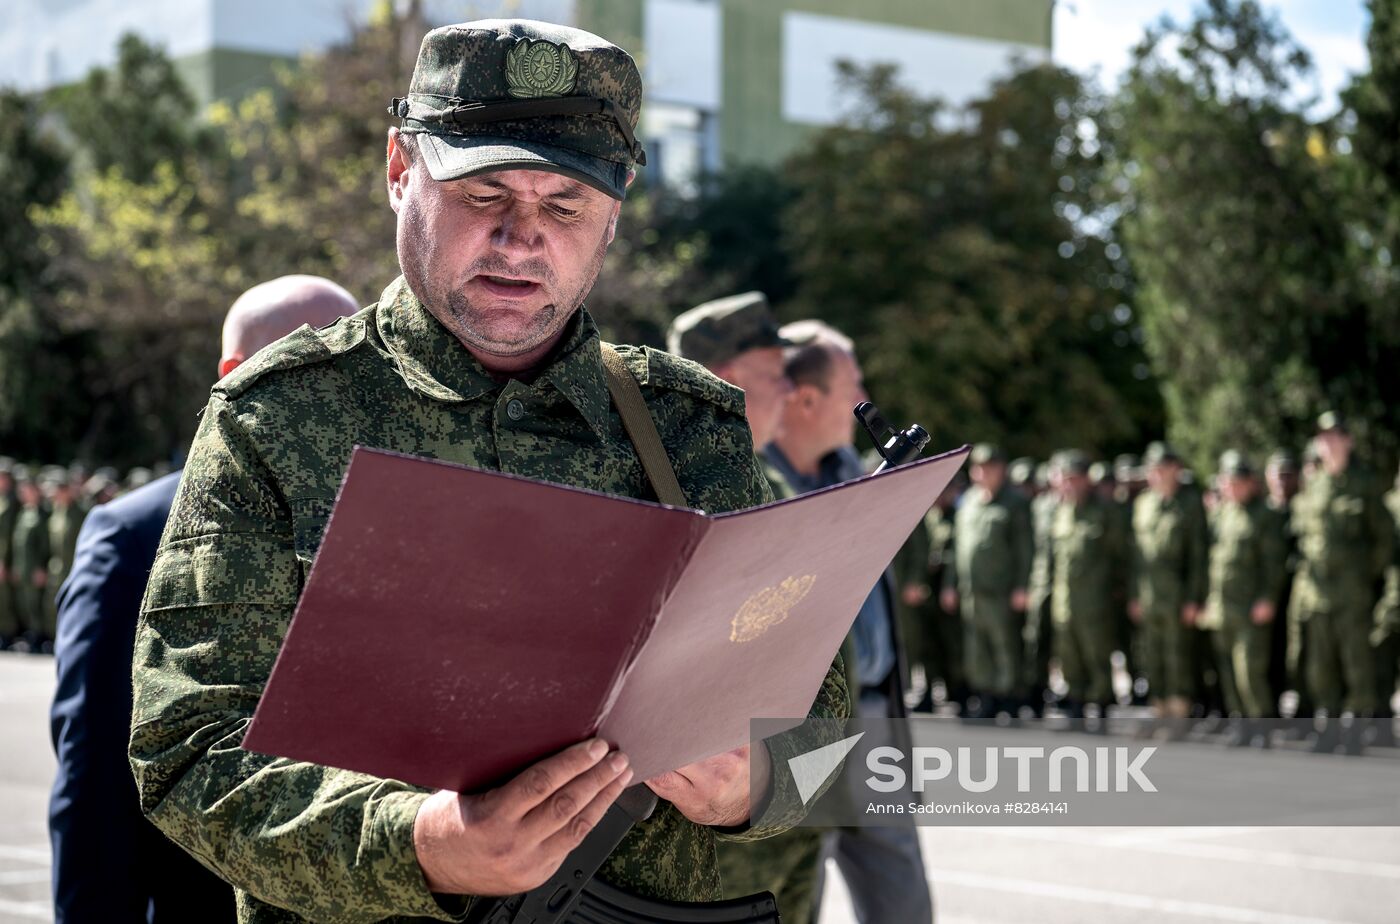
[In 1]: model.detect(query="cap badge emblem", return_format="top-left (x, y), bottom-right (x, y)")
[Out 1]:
top-left (505, 38), bottom-right (579, 99)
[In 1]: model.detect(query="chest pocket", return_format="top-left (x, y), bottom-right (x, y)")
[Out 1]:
top-left (972, 506), bottom-right (1010, 551)
top-left (290, 496), bottom-right (335, 574)
top-left (1327, 496), bottom-right (1365, 542)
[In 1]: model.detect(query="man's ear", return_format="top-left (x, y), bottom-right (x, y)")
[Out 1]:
top-left (603, 197), bottom-right (623, 245)
top-left (387, 130), bottom-right (411, 213)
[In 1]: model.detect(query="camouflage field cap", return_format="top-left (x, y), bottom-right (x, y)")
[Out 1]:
top-left (1266, 449), bottom-right (1297, 474)
top-left (1008, 456), bottom-right (1036, 485)
top-left (391, 20), bottom-right (645, 200)
top-left (969, 443), bottom-right (1007, 466)
top-left (1218, 449), bottom-right (1255, 478)
top-left (1143, 440), bottom-right (1181, 467)
top-left (1316, 410), bottom-right (1347, 434)
top-left (666, 292), bottom-right (794, 368)
top-left (1053, 449), bottom-right (1092, 476)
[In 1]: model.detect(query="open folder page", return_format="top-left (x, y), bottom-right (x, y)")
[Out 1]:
top-left (243, 444), bottom-right (969, 792)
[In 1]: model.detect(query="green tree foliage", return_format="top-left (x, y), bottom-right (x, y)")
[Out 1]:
top-left (1117, 0), bottom-right (1397, 472)
top-left (782, 63), bottom-right (1162, 458)
top-left (48, 33), bottom-right (210, 183)
top-left (0, 89), bottom-right (88, 462)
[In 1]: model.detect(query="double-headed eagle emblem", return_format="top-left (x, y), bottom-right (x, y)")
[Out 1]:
top-left (730, 575), bottom-right (817, 643)
top-left (505, 38), bottom-right (580, 99)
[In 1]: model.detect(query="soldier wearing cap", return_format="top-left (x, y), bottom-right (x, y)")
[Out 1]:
top-left (666, 292), bottom-right (794, 494)
top-left (1201, 451), bottom-right (1286, 744)
top-left (1265, 450), bottom-right (1302, 716)
top-left (1372, 460), bottom-right (1400, 747)
top-left (1024, 458), bottom-right (1062, 715)
top-left (942, 443), bottom-right (1033, 718)
top-left (11, 468), bottom-right (50, 651)
top-left (1290, 412), bottom-right (1391, 752)
top-left (0, 460), bottom-right (18, 648)
top-left (1129, 441), bottom-right (1208, 730)
top-left (127, 20), bottom-right (848, 923)
top-left (43, 472), bottom-right (85, 642)
top-left (1032, 450), bottom-right (1129, 722)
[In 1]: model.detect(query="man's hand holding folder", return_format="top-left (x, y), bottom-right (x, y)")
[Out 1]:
top-left (413, 739), bottom-right (633, 896)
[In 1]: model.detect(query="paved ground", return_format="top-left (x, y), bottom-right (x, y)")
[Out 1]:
top-left (3, 651), bottom-right (1398, 924)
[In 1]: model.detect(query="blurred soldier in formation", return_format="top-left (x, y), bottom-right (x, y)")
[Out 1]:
top-left (0, 461), bottom-right (17, 647)
top-left (901, 480), bottom-right (966, 713)
top-left (1265, 450), bottom-right (1302, 717)
top-left (43, 473), bottom-right (86, 643)
top-left (942, 444), bottom-right (1033, 719)
top-left (1130, 442), bottom-right (1208, 732)
top-left (1370, 463), bottom-right (1400, 748)
top-left (11, 470), bottom-right (51, 651)
top-left (1115, 454), bottom-right (1149, 703)
top-left (1290, 413), bottom-right (1392, 753)
top-left (1024, 460), bottom-right (1061, 716)
top-left (1202, 451), bottom-right (1286, 746)
top-left (1032, 450), bottom-right (1129, 725)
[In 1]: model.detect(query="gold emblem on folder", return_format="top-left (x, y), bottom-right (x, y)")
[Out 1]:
top-left (730, 575), bottom-right (816, 643)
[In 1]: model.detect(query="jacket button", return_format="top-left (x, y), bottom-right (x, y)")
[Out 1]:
top-left (506, 399), bottom-right (525, 421)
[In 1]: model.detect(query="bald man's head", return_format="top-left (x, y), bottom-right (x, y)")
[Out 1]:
top-left (220, 275), bottom-right (361, 377)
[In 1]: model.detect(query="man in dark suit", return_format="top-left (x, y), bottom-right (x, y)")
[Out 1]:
top-left (49, 276), bottom-right (359, 922)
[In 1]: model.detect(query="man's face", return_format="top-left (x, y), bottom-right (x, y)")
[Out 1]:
top-left (792, 348), bottom-right (866, 453)
top-left (971, 461), bottom-right (1006, 494)
top-left (1061, 471), bottom-right (1091, 503)
top-left (1315, 429), bottom-right (1352, 472)
top-left (714, 347), bottom-right (791, 449)
top-left (1265, 466), bottom-right (1297, 501)
top-left (388, 134), bottom-right (622, 369)
top-left (1147, 462), bottom-right (1181, 497)
top-left (1220, 474), bottom-right (1255, 505)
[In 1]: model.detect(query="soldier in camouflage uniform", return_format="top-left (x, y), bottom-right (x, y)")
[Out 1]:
top-left (12, 472), bottom-right (50, 650)
top-left (1371, 463), bottom-right (1400, 747)
top-left (1129, 442), bottom-right (1208, 730)
top-left (128, 21), bottom-right (848, 923)
top-left (1033, 451), bottom-right (1128, 721)
top-left (43, 473), bottom-right (86, 640)
top-left (1201, 452), bottom-right (1286, 745)
top-left (913, 483), bottom-right (966, 711)
top-left (0, 462), bottom-right (18, 647)
top-left (1024, 460), bottom-right (1061, 715)
top-left (942, 444), bottom-right (1033, 718)
top-left (669, 293), bottom-right (829, 924)
top-left (1265, 450), bottom-right (1301, 717)
top-left (1290, 413), bottom-right (1391, 752)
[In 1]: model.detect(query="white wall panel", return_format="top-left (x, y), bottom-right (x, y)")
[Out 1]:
top-left (782, 11), bottom-right (1048, 126)
top-left (644, 0), bottom-right (720, 110)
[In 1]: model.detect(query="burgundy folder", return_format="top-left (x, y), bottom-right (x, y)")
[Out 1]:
top-left (243, 444), bottom-right (969, 793)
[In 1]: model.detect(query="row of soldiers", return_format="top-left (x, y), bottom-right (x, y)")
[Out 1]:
top-left (896, 412), bottom-right (1400, 752)
top-left (0, 458), bottom-right (165, 652)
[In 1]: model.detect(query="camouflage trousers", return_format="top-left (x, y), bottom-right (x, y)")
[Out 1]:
top-left (1054, 612), bottom-right (1115, 705)
top-left (716, 828), bottom-right (822, 924)
top-left (961, 593), bottom-right (1021, 696)
top-left (14, 581), bottom-right (45, 638)
top-left (1372, 634), bottom-right (1399, 718)
top-left (1141, 603), bottom-right (1194, 700)
top-left (1210, 616), bottom-right (1273, 718)
top-left (0, 578), bottom-right (17, 639)
top-left (1023, 593), bottom-right (1054, 696)
top-left (1300, 602), bottom-right (1378, 715)
top-left (899, 603), bottom-right (963, 698)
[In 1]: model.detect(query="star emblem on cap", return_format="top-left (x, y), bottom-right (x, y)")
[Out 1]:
top-left (505, 38), bottom-right (579, 99)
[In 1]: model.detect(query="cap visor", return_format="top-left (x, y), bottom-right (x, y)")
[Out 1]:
top-left (416, 133), bottom-right (630, 200)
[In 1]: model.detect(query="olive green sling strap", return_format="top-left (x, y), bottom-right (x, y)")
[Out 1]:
top-left (599, 344), bottom-right (690, 509)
